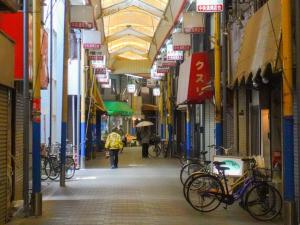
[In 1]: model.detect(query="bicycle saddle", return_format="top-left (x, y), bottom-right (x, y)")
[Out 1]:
top-left (218, 166), bottom-right (230, 171)
top-left (200, 151), bottom-right (208, 155)
top-left (213, 161), bottom-right (226, 165)
top-left (242, 158), bottom-right (255, 162)
top-left (204, 160), bottom-right (211, 165)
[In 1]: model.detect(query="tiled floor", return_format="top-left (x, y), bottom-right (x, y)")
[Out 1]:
top-left (8, 147), bottom-right (283, 225)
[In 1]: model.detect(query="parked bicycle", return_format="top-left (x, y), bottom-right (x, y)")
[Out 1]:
top-left (41, 142), bottom-right (76, 181)
top-left (186, 158), bottom-right (282, 221)
top-left (148, 136), bottom-right (168, 158)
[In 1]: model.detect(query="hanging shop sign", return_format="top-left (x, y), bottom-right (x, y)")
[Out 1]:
top-left (173, 32), bottom-right (191, 51)
top-left (71, 5), bottom-right (94, 29)
top-left (101, 79), bottom-right (111, 88)
top-left (82, 30), bottom-right (101, 49)
top-left (153, 88), bottom-right (161, 96)
top-left (157, 60), bottom-right (177, 67)
top-left (177, 52), bottom-right (213, 105)
top-left (188, 52), bottom-right (213, 103)
top-left (146, 79), bottom-right (156, 88)
top-left (167, 44), bottom-right (183, 61)
top-left (127, 84), bottom-right (136, 93)
top-left (89, 50), bottom-right (104, 61)
top-left (94, 67), bottom-right (106, 74)
top-left (96, 74), bottom-right (109, 84)
top-left (183, 12), bottom-right (205, 33)
top-left (156, 67), bottom-right (169, 74)
top-left (151, 67), bottom-right (165, 80)
top-left (196, 0), bottom-right (223, 12)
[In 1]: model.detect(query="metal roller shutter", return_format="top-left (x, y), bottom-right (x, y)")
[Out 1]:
top-left (14, 91), bottom-right (23, 200)
top-left (204, 100), bottom-right (215, 162)
top-left (0, 86), bottom-right (9, 224)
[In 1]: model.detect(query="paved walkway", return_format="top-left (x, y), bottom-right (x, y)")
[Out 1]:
top-left (8, 147), bottom-right (283, 225)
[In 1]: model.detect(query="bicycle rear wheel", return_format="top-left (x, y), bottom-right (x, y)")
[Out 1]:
top-left (41, 157), bottom-right (49, 181)
top-left (187, 174), bottom-right (224, 212)
top-left (46, 157), bottom-right (60, 180)
top-left (245, 182), bottom-right (282, 221)
top-left (149, 145), bottom-right (160, 157)
top-left (65, 156), bottom-right (76, 179)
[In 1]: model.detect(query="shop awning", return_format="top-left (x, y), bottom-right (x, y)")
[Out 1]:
top-left (92, 85), bottom-right (106, 112)
top-left (177, 52), bottom-right (213, 105)
top-left (142, 104), bottom-right (158, 111)
top-left (233, 0), bottom-right (281, 86)
top-left (104, 101), bottom-right (133, 116)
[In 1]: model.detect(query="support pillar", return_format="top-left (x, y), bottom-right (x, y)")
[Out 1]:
top-left (281, 0), bottom-right (295, 224)
top-left (214, 13), bottom-right (223, 154)
top-left (32, 0), bottom-right (42, 215)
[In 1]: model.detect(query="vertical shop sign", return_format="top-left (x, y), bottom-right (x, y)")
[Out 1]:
top-left (196, 0), bottom-right (223, 12)
top-left (187, 52), bottom-right (213, 103)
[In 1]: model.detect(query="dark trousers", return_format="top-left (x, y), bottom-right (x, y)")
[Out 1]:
top-left (142, 143), bottom-right (149, 158)
top-left (109, 149), bottom-right (119, 167)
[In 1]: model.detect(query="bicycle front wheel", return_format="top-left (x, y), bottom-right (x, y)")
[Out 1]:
top-left (187, 174), bottom-right (224, 212)
top-left (245, 182), bottom-right (282, 221)
top-left (46, 157), bottom-right (60, 180)
top-left (180, 162), bottom-right (204, 185)
top-left (149, 145), bottom-right (160, 157)
top-left (65, 156), bottom-right (76, 179)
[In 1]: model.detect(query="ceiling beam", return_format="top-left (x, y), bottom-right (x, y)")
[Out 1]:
top-left (102, 0), bottom-right (164, 18)
top-left (109, 46), bottom-right (148, 57)
top-left (106, 27), bottom-right (153, 43)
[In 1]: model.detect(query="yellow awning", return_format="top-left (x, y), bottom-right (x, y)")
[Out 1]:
top-left (92, 84), bottom-right (106, 112)
top-left (233, 0), bottom-right (282, 86)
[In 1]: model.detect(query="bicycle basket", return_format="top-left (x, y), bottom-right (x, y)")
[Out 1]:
top-left (253, 168), bottom-right (272, 182)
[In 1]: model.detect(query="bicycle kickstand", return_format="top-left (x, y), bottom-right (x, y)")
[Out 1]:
top-left (223, 204), bottom-right (228, 210)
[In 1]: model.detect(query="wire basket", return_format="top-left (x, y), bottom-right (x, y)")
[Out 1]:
top-left (253, 168), bottom-right (272, 182)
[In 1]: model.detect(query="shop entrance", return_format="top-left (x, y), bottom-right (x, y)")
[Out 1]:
top-left (261, 109), bottom-right (271, 168)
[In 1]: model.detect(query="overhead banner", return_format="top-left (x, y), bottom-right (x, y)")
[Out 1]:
top-left (196, 0), bottom-right (223, 12)
top-left (94, 67), bottom-right (106, 74)
top-left (167, 44), bottom-right (183, 61)
top-left (82, 30), bottom-right (101, 49)
top-left (146, 79), bottom-right (156, 88)
top-left (188, 52), bottom-right (213, 103)
top-left (71, 5), bottom-right (94, 29)
top-left (183, 12), bottom-right (205, 33)
top-left (151, 66), bottom-right (165, 80)
top-left (173, 32), bottom-right (191, 51)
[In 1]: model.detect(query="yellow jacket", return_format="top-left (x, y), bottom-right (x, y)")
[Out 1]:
top-left (105, 132), bottom-right (123, 150)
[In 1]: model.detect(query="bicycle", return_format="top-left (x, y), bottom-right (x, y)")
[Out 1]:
top-left (148, 136), bottom-right (168, 158)
top-left (186, 158), bottom-right (282, 221)
top-left (41, 143), bottom-right (76, 181)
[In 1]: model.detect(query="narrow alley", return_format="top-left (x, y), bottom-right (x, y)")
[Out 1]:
top-left (9, 147), bottom-right (282, 225)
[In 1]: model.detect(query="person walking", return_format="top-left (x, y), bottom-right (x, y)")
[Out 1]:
top-left (105, 128), bottom-right (123, 169)
top-left (140, 126), bottom-right (151, 158)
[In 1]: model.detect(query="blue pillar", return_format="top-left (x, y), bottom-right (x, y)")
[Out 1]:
top-left (216, 122), bottom-right (223, 155)
top-left (283, 116), bottom-right (294, 201)
top-left (32, 121), bottom-right (41, 193)
top-left (60, 122), bottom-right (67, 165)
top-left (160, 124), bottom-right (164, 139)
top-left (168, 124), bottom-right (173, 143)
top-left (186, 106), bottom-right (191, 159)
top-left (80, 122), bottom-right (86, 164)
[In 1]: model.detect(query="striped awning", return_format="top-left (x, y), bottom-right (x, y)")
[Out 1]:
top-left (232, 0), bottom-right (282, 86)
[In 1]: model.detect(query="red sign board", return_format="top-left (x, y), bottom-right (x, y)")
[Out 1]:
top-left (173, 45), bottom-right (191, 51)
top-left (83, 43), bottom-right (101, 49)
top-left (70, 22), bottom-right (93, 29)
top-left (187, 52), bottom-right (213, 103)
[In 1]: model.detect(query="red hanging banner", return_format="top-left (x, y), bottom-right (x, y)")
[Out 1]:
top-left (187, 52), bottom-right (213, 103)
